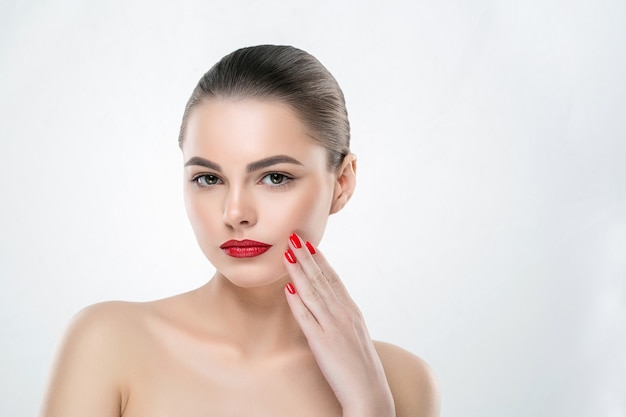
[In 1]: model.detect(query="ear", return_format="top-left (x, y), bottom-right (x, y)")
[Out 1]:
top-left (330, 153), bottom-right (357, 215)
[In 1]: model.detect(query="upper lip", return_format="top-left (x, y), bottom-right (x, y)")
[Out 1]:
top-left (220, 239), bottom-right (272, 249)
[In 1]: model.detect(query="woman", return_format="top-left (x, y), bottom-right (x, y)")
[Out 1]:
top-left (40, 45), bottom-right (439, 417)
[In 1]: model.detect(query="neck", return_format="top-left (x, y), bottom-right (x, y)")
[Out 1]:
top-left (193, 272), bottom-right (307, 356)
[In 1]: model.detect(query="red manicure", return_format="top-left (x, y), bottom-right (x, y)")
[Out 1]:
top-left (286, 282), bottom-right (296, 294)
top-left (284, 249), bottom-right (296, 264)
top-left (289, 233), bottom-right (302, 248)
top-left (305, 241), bottom-right (316, 254)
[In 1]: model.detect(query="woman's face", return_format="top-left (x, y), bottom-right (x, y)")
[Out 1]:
top-left (182, 98), bottom-right (339, 288)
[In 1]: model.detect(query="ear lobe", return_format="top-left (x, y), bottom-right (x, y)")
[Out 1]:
top-left (330, 154), bottom-right (357, 215)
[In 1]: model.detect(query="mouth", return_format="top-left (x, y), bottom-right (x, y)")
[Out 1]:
top-left (219, 239), bottom-right (273, 258)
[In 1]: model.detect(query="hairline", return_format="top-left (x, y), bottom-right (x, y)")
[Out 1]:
top-left (178, 94), bottom-right (343, 171)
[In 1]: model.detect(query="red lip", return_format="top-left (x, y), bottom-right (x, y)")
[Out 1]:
top-left (220, 239), bottom-right (272, 258)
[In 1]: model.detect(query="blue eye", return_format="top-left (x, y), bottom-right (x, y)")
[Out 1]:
top-left (194, 174), bottom-right (221, 187)
top-left (261, 173), bottom-right (290, 186)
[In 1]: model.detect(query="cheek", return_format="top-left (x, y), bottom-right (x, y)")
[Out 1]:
top-left (184, 191), bottom-right (219, 240)
top-left (264, 183), bottom-right (331, 240)
top-left (184, 192), bottom-right (201, 227)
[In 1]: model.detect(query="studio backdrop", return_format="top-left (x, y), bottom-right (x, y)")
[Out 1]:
top-left (1, 1), bottom-right (624, 416)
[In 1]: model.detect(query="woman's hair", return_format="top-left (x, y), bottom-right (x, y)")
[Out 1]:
top-left (178, 45), bottom-right (350, 170)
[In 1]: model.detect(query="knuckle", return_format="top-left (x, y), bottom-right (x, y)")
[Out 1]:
top-left (325, 270), bottom-right (338, 283)
top-left (302, 286), bottom-right (322, 303)
top-left (335, 305), bottom-right (360, 326)
top-left (297, 307), bottom-right (315, 323)
top-left (351, 304), bottom-right (364, 320)
top-left (311, 270), bottom-right (326, 285)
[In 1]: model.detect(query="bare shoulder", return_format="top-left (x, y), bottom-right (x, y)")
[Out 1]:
top-left (40, 301), bottom-right (151, 417)
top-left (72, 299), bottom-right (147, 327)
top-left (61, 300), bottom-right (152, 352)
top-left (373, 341), bottom-right (440, 417)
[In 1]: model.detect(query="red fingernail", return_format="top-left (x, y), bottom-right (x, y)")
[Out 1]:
top-left (289, 233), bottom-right (302, 248)
top-left (284, 249), bottom-right (296, 264)
top-left (305, 241), bottom-right (316, 254)
top-left (286, 282), bottom-right (296, 294)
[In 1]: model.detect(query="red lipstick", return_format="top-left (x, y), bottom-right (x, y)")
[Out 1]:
top-left (220, 239), bottom-right (272, 258)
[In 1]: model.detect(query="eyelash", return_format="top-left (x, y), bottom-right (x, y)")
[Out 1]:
top-left (260, 172), bottom-right (292, 188)
top-left (190, 172), bottom-right (294, 189)
top-left (191, 174), bottom-right (222, 187)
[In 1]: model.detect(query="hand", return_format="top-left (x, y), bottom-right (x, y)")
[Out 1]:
top-left (283, 233), bottom-right (395, 417)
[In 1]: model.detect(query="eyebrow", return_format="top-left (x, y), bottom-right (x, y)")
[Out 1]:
top-left (246, 155), bottom-right (303, 172)
top-left (184, 156), bottom-right (222, 171)
top-left (184, 155), bottom-right (303, 173)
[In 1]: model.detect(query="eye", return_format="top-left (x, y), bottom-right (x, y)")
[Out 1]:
top-left (261, 173), bottom-right (291, 186)
top-left (193, 174), bottom-right (221, 187)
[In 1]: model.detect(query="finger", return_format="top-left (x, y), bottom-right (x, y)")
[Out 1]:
top-left (283, 250), bottom-right (334, 324)
top-left (287, 234), bottom-right (336, 301)
top-left (284, 284), bottom-right (322, 338)
top-left (286, 235), bottom-right (359, 323)
top-left (300, 240), bottom-right (356, 307)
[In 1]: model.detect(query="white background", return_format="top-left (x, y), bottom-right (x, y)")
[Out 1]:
top-left (1, 0), bottom-right (625, 416)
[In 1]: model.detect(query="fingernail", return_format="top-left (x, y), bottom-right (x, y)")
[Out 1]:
top-left (284, 249), bottom-right (296, 264)
top-left (305, 241), bottom-right (316, 254)
top-left (286, 282), bottom-right (296, 294)
top-left (289, 233), bottom-right (302, 248)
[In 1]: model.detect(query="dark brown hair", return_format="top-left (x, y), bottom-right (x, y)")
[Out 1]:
top-left (178, 45), bottom-right (350, 169)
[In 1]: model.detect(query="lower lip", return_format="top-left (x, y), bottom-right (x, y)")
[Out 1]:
top-left (222, 246), bottom-right (271, 258)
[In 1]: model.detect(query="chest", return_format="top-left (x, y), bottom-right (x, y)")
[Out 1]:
top-left (120, 336), bottom-right (342, 417)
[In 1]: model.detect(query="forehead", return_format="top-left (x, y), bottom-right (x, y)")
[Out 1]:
top-left (182, 98), bottom-right (326, 167)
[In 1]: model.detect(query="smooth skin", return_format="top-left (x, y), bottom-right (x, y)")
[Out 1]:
top-left (40, 99), bottom-right (439, 417)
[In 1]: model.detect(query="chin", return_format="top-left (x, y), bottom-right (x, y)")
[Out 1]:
top-left (214, 258), bottom-right (288, 289)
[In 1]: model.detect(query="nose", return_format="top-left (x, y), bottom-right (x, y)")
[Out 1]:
top-left (222, 186), bottom-right (257, 229)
